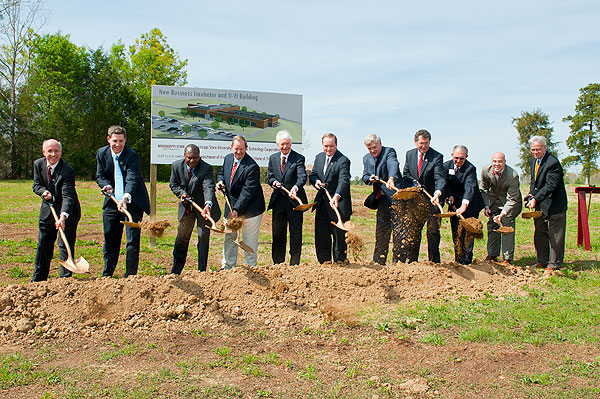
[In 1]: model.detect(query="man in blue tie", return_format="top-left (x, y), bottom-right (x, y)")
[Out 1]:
top-left (96, 125), bottom-right (150, 277)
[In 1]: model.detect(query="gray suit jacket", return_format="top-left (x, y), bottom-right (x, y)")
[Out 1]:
top-left (480, 164), bottom-right (522, 219)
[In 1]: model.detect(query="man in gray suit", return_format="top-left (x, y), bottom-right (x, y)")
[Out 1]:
top-left (480, 152), bottom-right (522, 264)
top-left (362, 134), bottom-right (403, 264)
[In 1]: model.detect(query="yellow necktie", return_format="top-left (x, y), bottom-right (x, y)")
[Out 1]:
top-left (534, 159), bottom-right (540, 179)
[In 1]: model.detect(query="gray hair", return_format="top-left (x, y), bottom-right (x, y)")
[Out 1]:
top-left (363, 134), bottom-right (381, 146)
top-left (275, 130), bottom-right (293, 144)
top-left (529, 135), bottom-right (547, 146)
top-left (42, 139), bottom-right (62, 151)
top-left (452, 145), bottom-right (468, 156)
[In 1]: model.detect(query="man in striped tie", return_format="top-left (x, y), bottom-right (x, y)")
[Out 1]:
top-left (526, 135), bottom-right (567, 275)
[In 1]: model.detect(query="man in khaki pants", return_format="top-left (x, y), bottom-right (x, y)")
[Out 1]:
top-left (480, 152), bottom-right (522, 264)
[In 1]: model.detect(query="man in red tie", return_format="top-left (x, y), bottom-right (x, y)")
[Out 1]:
top-left (480, 152), bottom-right (522, 264)
top-left (32, 139), bottom-right (81, 281)
top-left (401, 130), bottom-right (446, 263)
top-left (267, 130), bottom-right (308, 265)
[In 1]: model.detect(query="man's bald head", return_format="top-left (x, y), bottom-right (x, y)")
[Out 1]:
top-left (42, 139), bottom-right (63, 166)
top-left (491, 152), bottom-right (506, 172)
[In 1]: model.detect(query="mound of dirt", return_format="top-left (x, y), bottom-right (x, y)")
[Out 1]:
top-left (140, 219), bottom-right (171, 237)
top-left (0, 260), bottom-right (542, 339)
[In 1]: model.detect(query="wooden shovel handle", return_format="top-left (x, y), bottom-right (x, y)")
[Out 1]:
top-left (107, 193), bottom-right (135, 222)
top-left (49, 205), bottom-right (73, 261)
top-left (421, 188), bottom-right (446, 215)
top-left (280, 186), bottom-right (303, 206)
top-left (185, 197), bottom-right (218, 229)
top-left (323, 189), bottom-right (345, 224)
top-left (374, 177), bottom-right (400, 193)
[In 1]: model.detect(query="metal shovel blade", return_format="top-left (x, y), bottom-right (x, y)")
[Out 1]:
top-left (392, 189), bottom-right (419, 200)
top-left (293, 202), bottom-right (315, 212)
top-left (435, 211), bottom-right (457, 218)
top-left (522, 211), bottom-right (542, 219)
top-left (59, 256), bottom-right (90, 274)
top-left (121, 221), bottom-right (141, 228)
top-left (459, 218), bottom-right (483, 235)
top-left (236, 238), bottom-right (254, 254)
top-left (330, 220), bottom-right (355, 231)
top-left (494, 226), bottom-right (515, 234)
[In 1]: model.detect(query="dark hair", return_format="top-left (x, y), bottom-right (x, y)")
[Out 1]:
top-left (414, 129), bottom-right (431, 142)
top-left (107, 125), bottom-right (127, 138)
top-left (185, 144), bottom-right (200, 154)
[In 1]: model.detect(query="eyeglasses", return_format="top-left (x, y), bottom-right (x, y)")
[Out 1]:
top-left (453, 156), bottom-right (465, 160)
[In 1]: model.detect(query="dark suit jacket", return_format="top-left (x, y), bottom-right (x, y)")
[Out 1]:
top-left (529, 152), bottom-right (568, 217)
top-left (169, 158), bottom-right (221, 222)
top-left (403, 147), bottom-right (446, 196)
top-left (309, 150), bottom-right (352, 220)
top-left (33, 158), bottom-right (81, 225)
top-left (96, 145), bottom-right (150, 214)
top-left (217, 153), bottom-right (265, 218)
top-left (443, 159), bottom-right (485, 218)
top-left (362, 146), bottom-right (404, 205)
top-left (267, 149), bottom-right (308, 211)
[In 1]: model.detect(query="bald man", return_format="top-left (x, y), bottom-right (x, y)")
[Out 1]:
top-left (32, 139), bottom-right (81, 281)
top-left (480, 152), bottom-right (522, 264)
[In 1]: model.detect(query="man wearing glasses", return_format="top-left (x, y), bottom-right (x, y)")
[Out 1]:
top-left (444, 145), bottom-right (485, 265)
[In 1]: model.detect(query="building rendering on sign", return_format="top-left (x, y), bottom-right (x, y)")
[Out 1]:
top-left (187, 103), bottom-right (279, 129)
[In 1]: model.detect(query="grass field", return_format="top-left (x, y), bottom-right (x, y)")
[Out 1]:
top-left (0, 180), bottom-right (599, 398)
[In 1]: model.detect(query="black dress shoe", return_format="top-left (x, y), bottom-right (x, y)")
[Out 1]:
top-left (484, 256), bottom-right (498, 262)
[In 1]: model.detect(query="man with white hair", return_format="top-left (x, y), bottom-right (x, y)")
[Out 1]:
top-left (480, 152), bottom-right (522, 264)
top-left (361, 133), bottom-right (403, 264)
top-left (267, 130), bottom-right (308, 265)
top-left (32, 139), bottom-right (81, 281)
top-left (527, 135), bottom-right (567, 274)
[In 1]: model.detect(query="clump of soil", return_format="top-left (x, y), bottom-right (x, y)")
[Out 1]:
top-left (140, 220), bottom-right (171, 237)
top-left (345, 232), bottom-right (364, 262)
top-left (225, 217), bottom-right (244, 232)
top-left (391, 192), bottom-right (431, 253)
top-left (459, 217), bottom-right (484, 239)
top-left (495, 226), bottom-right (514, 234)
top-left (0, 261), bottom-right (543, 339)
top-left (392, 186), bottom-right (422, 200)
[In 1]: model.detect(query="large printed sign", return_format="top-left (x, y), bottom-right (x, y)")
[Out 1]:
top-left (150, 85), bottom-right (302, 166)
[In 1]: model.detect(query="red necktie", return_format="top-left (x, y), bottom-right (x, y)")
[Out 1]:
top-left (230, 161), bottom-right (237, 185)
top-left (281, 156), bottom-right (286, 173)
top-left (188, 167), bottom-right (192, 180)
top-left (47, 165), bottom-right (52, 184)
top-left (492, 170), bottom-right (502, 178)
top-left (417, 153), bottom-right (423, 177)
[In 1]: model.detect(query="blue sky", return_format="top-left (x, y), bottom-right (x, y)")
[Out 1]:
top-left (44, 0), bottom-right (600, 177)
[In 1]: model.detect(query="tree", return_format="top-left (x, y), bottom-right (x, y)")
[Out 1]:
top-left (227, 117), bottom-right (234, 126)
top-left (563, 83), bottom-right (600, 184)
top-left (180, 107), bottom-right (187, 118)
top-left (182, 124), bottom-right (191, 135)
top-left (211, 120), bottom-right (219, 129)
top-left (511, 109), bottom-right (558, 176)
top-left (158, 110), bottom-right (165, 117)
top-left (0, 0), bottom-right (44, 177)
top-left (239, 119), bottom-right (247, 130)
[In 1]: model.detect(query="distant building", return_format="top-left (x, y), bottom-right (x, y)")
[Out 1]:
top-left (187, 103), bottom-right (279, 129)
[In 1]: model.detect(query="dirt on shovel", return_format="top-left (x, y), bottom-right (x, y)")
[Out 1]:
top-left (140, 220), bottom-right (171, 237)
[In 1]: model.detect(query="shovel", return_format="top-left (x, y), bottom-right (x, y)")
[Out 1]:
top-left (522, 197), bottom-right (542, 219)
top-left (279, 186), bottom-right (314, 211)
top-left (446, 203), bottom-right (483, 235)
top-left (493, 217), bottom-right (515, 234)
top-left (48, 202), bottom-right (89, 274)
top-left (218, 186), bottom-right (254, 254)
top-left (101, 190), bottom-right (141, 228)
top-left (322, 188), bottom-right (355, 231)
top-left (182, 197), bottom-right (224, 233)
top-left (372, 177), bottom-right (420, 200)
top-left (421, 188), bottom-right (456, 218)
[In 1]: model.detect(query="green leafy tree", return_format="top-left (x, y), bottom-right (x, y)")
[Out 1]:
top-left (563, 83), bottom-right (600, 184)
top-left (215, 115), bottom-right (223, 123)
top-left (227, 117), bottom-right (234, 126)
top-left (182, 124), bottom-right (191, 135)
top-left (511, 109), bottom-right (558, 176)
top-left (239, 119), bottom-right (248, 130)
top-left (158, 110), bottom-right (165, 117)
top-left (211, 120), bottom-right (220, 129)
top-left (198, 129), bottom-right (208, 139)
top-left (180, 107), bottom-right (188, 118)
top-left (241, 106), bottom-right (247, 111)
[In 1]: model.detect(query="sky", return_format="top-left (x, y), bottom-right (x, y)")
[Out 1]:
top-left (43, 0), bottom-right (600, 178)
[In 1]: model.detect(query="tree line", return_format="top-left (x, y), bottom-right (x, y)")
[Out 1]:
top-left (1, 1), bottom-right (599, 183)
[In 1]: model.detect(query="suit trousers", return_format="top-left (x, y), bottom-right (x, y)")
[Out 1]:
top-left (32, 219), bottom-right (78, 282)
top-left (533, 212), bottom-right (566, 269)
top-left (314, 202), bottom-right (347, 263)
top-left (172, 212), bottom-right (211, 274)
top-left (486, 214), bottom-right (516, 261)
top-left (221, 213), bottom-right (263, 269)
top-left (102, 204), bottom-right (143, 277)
top-left (403, 203), bottom-right (441, 263)
top-left (271, 206), bottom-right (303, 265)
top-left (373, 203), bottom-right (400, 264)
top-left (450, 216), bottom-right (475, 265)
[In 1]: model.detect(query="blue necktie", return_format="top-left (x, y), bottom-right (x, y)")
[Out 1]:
top-left (114, 154), bottom-right (124, 201)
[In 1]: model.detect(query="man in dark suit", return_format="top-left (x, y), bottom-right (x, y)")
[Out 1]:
top-left (362, 134), bottom-right (404, 264)
top-left (527, 135), bottom-right (568, 273)
top-left (216, 135), bottom-right (265, 269)
top-left (444, 145), bottom-right (485, 265)
top-left (169, 144), bottom-right (221, 274)
top-left (402, 129), bottom-right (446, 262)
top-left (309, 133), bottom-right (352, 264)
top-left (267, 130), bottom-right (308, 265)
top-left (96, 125), bottom-right (150, 277)
top-left (32, 139), bottom-right (81, 282)
top-left (480, 152), bottom-right (522, 264)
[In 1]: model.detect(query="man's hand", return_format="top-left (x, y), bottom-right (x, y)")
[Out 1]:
top-left (290, 185), bottom-right (298, 196)
top-left (272, 180), bottom-right (282, 189)
top-left (447, 196), bottom-right (455, 205)
top-left (180, 193), bottom-right (190, 203)
top-left (230, 210), bottom-right (239, 219)
top-left (102, 185), bottom-right (113, 195)
top-left (455, 203), bottom-right (468, 216)
top-left (385, 177), bottom-right (396, 190)
top-left (330, 193), bottom-right (340, 209)
top-left (493, 213), bottom-right (505, 225)
top-left (528, 197), bottom-right (537, 210)
top-left (431, 191), bottom-right (441, 206)
top-left (42, 190), bottom-right (52, 201)
top-left (55, 215), bottom-right (66, 230)
top-left (201, 204), bottom-right (211, 218)
top-left (484, 206), bottom-right (491, 217)
top-left (315, 180), bottom-right (325, 190)
top-left (369, 174), bottom-right (378, 182)
top-left (117, 198), bottom-right (127, 212)
top-left (216, 181), bottom-right (225, 190)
